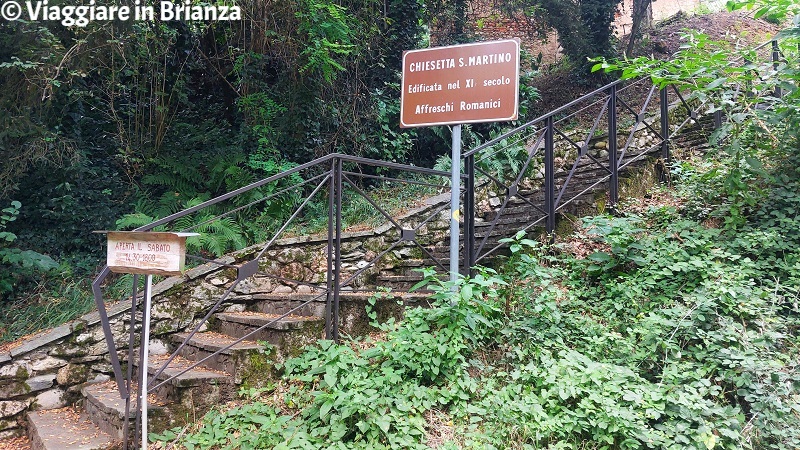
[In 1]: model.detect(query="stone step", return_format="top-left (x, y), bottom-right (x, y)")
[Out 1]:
top-left (475, 213), bottom-right (544, 229)
top-left (171, 332), bottom-right (267, 381)
top-left (387, 258), bottom-right (427, 269)
top-left (376, 274), bottom-right (450, 290)
top-left (27, 406), bottom-right (116, 450)
top-left (81, 381), bottom-right (168, 441)
top-left (215, 312), bottom-right (324, 348)
top-left (137, 353), bottom-right (236, 413)
top-left (214, 312), bottom-right (324, 361)
top-left (248, 293), bottom-right (328, 317)
top-left (247, 291), bottom-right (430, 316)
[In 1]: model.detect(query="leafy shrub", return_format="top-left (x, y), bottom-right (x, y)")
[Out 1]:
top-left (0, 201), bottom-right (57, 299)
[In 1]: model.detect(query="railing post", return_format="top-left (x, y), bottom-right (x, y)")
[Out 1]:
top-left (325, 158), bottom-right (335, 340)
top-left (544, 116), bottom-right (555, 238)
top-left (608, 84), bottom-right (619, 210)
top-left (659, 87), bottom-right (670, 183)
top-left (462, 154), bottom-right (475, 276)
top-left (773, 40), bottom-right (782, 98)
top-left (333, 157), bottom-right (342, 342)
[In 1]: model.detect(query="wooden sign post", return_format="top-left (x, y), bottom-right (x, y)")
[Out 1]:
top-left (103, 231), bottom-right (197, 450)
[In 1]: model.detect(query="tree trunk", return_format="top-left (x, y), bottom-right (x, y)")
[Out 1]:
top-left (626, 0), bottom-right (653, 56)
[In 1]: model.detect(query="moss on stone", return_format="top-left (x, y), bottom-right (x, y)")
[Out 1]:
top-left (238, 348), bottom-right (279, 391)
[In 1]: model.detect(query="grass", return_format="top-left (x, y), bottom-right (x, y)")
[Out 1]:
top-left (0, 273), bottom-right (134, 344)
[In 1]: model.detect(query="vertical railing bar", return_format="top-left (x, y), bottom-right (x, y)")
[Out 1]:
top-left (463, 154), bottom-right (475, 276)
top-left (772, 39), bottom-right (783, 98)
top-left (325, 158), bottom-right (335, 340)
top-left (545, 116), bottom-right (555, 238)
top-left (333, 157), bottom-right (343, 342)
top-left (608, 84), bottom-right (619, 210)
top-left (660, 87), bottom-right (671, 183)
top-left (123, 275), bottom-right (139, 450)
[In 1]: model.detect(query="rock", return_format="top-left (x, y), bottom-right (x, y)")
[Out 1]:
top-left (208, 277), bottom-right (229, 286)
top-left (90, 374), bottom-right (110, 384)
top-left (90, 362), bottom-right (113, 373)
top-left (29, 356), bottom-right (67, 373)
top-left (0, 429), bottom-right (22, 440)
top-left (341, 251), bottom-right (365, 261)
top-left (68, 355), bottom-right (103, 364)
top-left (87, 342), bottom-right (111, 356)
top-left (281, 262), bottom-right (309, 282)
top-left (223, 304), bottom-right (246, 313)
top-left (0, 363), bottom-right (28, 380)
top-left (0, 400), bottom-right (28, 419)
top-left (295, 284), bottom-right (314, 294)
top-left (273, 285), bottom-right (293, 294)
top-left (147, 339), bottom-right (169, 356)
top-left (0, 382), bottom-right (27, 398)
top-left (0, 373), bottom-right (55, 397)
top-left (393, 246), bottom-right (414, 258)
top-left (49, 344), bottom-right (88, 358)
top-left (75, 333), bottom-right (95, 345)
top-left (233, 277), bottom-right (272, 295)
top-left (0, 418), bottom-right (17, 431)
top-left (594, 141), bottom-right (607, 149)
top-left (489, 196), bottom-right (502, 207)
top-left (33, 388), bottom-right (66, 410)
top-left (26, 374), bottom-right (56, 393)
top-left (151, 276), bottom-right (186, 295)
top-left (56, 363), bottom-right (90, 386)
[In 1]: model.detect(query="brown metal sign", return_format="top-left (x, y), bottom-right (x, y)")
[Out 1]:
top-left (400, 39), bottom-right (520, 128)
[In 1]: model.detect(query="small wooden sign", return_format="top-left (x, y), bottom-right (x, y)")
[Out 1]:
top-left (106, 232), bottom-right (197, 276)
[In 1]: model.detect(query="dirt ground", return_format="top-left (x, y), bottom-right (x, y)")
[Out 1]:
top-left (529, 10), bottom-right (782, 116)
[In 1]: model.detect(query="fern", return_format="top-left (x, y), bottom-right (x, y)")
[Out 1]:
top-left (115, 212), bottom-right (157, 230)
top-left (184, 216), bottom-right (246, 256)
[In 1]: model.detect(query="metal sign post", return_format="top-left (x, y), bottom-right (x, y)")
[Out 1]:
top-left (450, 124), bottom-right (462, 285)
top-left (140, 275), bottom-right (152, 450)
top-left (101, 231), bottom-right (198, 450)
top-left (400, 39), bottom-right (520, 280)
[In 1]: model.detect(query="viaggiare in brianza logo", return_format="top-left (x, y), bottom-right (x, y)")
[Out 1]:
top-left (1, 0), bottom-right (242, 27)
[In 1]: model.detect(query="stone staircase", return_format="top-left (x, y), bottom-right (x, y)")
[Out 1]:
top-left (24, 295), bottom-right (326, 450)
